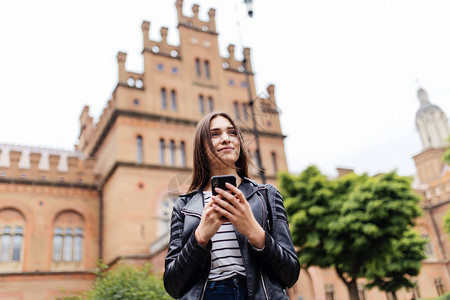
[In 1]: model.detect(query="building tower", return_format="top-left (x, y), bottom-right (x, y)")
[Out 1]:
top-left (76, 0), bottom-right (287, 266)
top-left (413, 87), bottom-right (450, 184)
top-left (416, 87), bottom-right (450, 149)
top-left (412, 89), bottom-right (450, 297)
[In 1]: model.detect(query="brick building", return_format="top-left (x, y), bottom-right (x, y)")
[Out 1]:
top-left (0, 1), bottom-right (449, 300)
top-left (0, 1), bottom-right (287, 299)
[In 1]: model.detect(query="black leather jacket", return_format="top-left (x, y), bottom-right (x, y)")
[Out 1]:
top-left (164, 178), bottom-right (300, 299)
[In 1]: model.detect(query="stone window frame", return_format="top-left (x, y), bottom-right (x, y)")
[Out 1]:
top-left (0, 225), bottom-right (24, 263)
top-left (52, 226), bottom-right (84, 263)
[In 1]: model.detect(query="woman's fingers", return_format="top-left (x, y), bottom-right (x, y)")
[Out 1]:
top-left (213, 187), bottom-right (240, 205)
top-left (225, 183), bottom-right (245, 201)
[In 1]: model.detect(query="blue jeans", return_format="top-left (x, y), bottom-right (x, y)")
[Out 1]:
top-left (204, 275), bottom-right (248, 300)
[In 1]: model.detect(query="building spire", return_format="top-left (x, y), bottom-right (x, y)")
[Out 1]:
top-left (415, 87), bottom-right (450, 149)
top-left (417, 87), bottom-right (430, 106)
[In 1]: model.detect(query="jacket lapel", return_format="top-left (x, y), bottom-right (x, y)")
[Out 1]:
top-left (181, 191), bottom-right (204, 218)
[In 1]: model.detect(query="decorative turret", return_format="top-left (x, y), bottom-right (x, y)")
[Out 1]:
top-left (142, 21), bottom-right (180, 58)
top-left (208, 8), bottom-right (216, 32)
top-left (141, 21), bottom-right (150, 48)
top-left (117, 52), bottom-right (128, 85)
top-left (175, 0), bottom-right (217, 34)
top-left (267, 84), bottom-right (275, 102)
top-left (243, 47), bottom-right (252, 72)
top-left (415, 87), bottom-right (450, 149)
top-left (160, 27), bottom-right (168, 46)
top-left (222, 44), bottom-right (254, 74)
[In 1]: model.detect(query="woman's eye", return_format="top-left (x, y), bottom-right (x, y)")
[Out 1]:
top-left (211, 132), bottom-right (219, 137)
top-left (229, 131), bottom-right (236, 136)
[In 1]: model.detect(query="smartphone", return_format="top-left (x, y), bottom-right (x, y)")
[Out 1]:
top-left (211, 175), bottom-right (236, 196)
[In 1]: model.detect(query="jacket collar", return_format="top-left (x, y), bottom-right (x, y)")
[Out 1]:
top-left (181, 191), bottom-right (204, 217)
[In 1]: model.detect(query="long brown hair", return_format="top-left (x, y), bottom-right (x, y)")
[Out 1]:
top-left (188, 111), bottom-right (250, 192)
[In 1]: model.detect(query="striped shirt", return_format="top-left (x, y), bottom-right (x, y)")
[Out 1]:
top-left (204, 191), bottom-right (246, 281)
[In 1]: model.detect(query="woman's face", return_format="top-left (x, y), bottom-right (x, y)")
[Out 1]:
top-left (208, 116), bottom-right (241, 167)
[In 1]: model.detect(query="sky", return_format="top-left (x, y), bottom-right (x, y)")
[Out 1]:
top-left (0, 0), bottom-right (449, 178)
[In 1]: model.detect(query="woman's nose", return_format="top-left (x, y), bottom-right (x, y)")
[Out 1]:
top-left (220, 132), bottom-right (230, 142)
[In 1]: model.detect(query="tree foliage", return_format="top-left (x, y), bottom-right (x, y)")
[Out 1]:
top-left (444, 136), bottom-right (450, 164)
top-left (66, 263), bottom-right (171, 300)
top-left (280, 166), bottom-right (425, 300)
top-left (364, 230), bottom-right (426, 299)
top-left (444, 209), bottom-right (450, 237)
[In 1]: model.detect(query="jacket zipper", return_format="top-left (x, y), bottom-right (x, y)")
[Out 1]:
top-left (260, 270), bottom-right (269, 300)
top-left (199, 256), bottom-right (211, 300)
top-left (180, 209), bottom-right (210, 300)
top-left (257, 188), bottom-right (269, 299)
top-left (181, 209), bottom-right (202, 219)
top-left (256, 193), bottom-right (266, 230)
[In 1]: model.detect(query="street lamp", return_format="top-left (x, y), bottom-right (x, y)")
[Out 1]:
top-left (242, 54), bottom-right (266, 184)
top-left (239, 0), bottom-right (265, 183)
top-left (243, 0), bottom-right (254, 17)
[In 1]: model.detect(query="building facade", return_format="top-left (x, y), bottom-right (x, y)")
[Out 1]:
top-left (411, 87), bottom-right (450, 299)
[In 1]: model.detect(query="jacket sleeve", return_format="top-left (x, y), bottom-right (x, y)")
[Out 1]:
top-left (251, 184), bottom-right (300, 288)
top-left (163, 198), bottom-right (212, 298)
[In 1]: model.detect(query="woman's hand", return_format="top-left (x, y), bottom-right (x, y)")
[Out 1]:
top-left (212, 183), bottom-right (265, 249)
top-left (196, 198), bottom-right (227, 246)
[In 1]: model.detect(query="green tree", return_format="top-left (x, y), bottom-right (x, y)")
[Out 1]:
top-left (444, 209), bottom-right (450, 236)
top-left (66, 263), bottom-right (171, 300)
top-left (441, 138), bottom-right (450, 244)
top-left (364, 230), bottom-right (426, 300)
top-left (444, 136), bottom-right (450, 164)
top-left (280, 167), bottom-right (423, 300)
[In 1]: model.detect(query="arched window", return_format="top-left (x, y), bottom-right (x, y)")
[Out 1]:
top-left (0, 226), bottom-right (11, 262)
top-left (63, 228), bottom-right (73, 262)
top-left (180, 141), bottom-right (186, 167)
top-left (53, 227), bottom-right (63, 261)
top-left (204, 60), bottom-right (210, 79)
top-left (271, 152), bottom-right (278, 176)
top-left (136, 135), bottom-right (143, 163)
top-left (52, 226), bottom-right (83, 263)
top-left (242, 103), bottom-right (249, 121)
top-left (161, 88), bottom-right (167, 110)
top-left (195, 58), bottom-right (201, 77)
top-left (171, 90), bottom-right (177, 111)
top-left (158, 196), bottom-right (177, 236)
top-left (170, 140), bottom-right (176, 166)
top-left (52, 211), bottom-right (84, 265)
top-left (422, 234), bottom-right (435, 258)
top-left (73, 228), bottom-right (83, 262)
top-left (159, 139), bottom-right (165, 165)
top-left (234, 101), bottom-right (240, 119)
top-left (435, 278), bottom-right (445, 295)
top-left (0, 209), bottom-right (25, 264)
top-left (12, 227), bottom-right (23, 262)
top-left (199, 95), bottom-right (205, 115)
top-left (208, 96), bottom-right (214, 113)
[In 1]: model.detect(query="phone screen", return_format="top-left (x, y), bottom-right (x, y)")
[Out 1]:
top-left (211, 175), bottom-right (236, 196)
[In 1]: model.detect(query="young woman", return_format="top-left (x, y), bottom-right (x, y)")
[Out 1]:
top-left (164, 112), bottom-right (300, 300)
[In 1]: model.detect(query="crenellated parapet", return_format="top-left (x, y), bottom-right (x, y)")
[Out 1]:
top-left (0, 144), bottom-right (97, 185)
top-left (142, 21), bottom-right (181, 59)
top-left (76, 97), bottom-right (117, 157)
top-left (258, 84), bottom-right (279, 115)
top-left (222, 44), bottom-right (253, 73)
top-left (117, 51), bottom-right (144, 88)
top-left (175, 0), bottom-right (216, 34)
